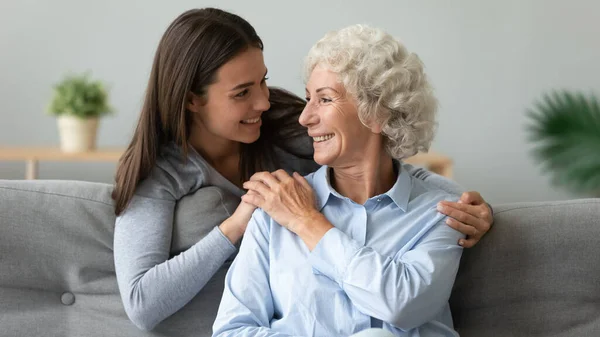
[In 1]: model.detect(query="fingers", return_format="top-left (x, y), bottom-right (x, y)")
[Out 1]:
top-left (249, 171), bottom-right (281, 188)
top-left (445, 217), bottom-right (478, 236)
top-left (438, 201), bottom-right (490, 220)
top-left (271, 169), bottom-right (293, 182)
top-left (459, 191), bottom-right (483, 205)
top-left (249, 170), bottom-right (295, 193)
top-left (437, 203), bottom-right (483, 228)
top-left (241, 192), bottom-right (264, 208)
top-left (244, 192), bottom-right (259, 209)
top-left (243, 180), bottom-right (270, 197)
top-left (445, 218), bottom-right (482, 248)
top-left (458, 238), bottom-right (477, 248)
top-left (293, 172), bottom-right (312, 190)
top-left (439, 201), bottom-right (493, 249)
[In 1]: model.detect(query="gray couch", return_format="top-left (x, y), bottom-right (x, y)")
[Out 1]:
top-left (1, 179), bottom-right (599, 337)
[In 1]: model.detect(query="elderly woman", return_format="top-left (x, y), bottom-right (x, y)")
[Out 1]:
top-left (213, 24), bottom-right (467, 337)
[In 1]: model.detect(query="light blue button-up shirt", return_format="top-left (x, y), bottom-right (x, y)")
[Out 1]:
top-left (213, 163), bottom-right (465, 337)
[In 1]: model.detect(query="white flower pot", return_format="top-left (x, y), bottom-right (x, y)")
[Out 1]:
top-left (57, 115), bottom-right (99, 153)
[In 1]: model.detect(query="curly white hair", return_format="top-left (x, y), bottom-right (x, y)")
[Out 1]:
top-left (304, 24), bottom-right (438, 159)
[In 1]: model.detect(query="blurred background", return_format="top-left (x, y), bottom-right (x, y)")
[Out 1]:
top-left (1, 0), bottom-right (598, 204)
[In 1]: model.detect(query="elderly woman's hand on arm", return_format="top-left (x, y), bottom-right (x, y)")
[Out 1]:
top-left (242, 169), bottom-right (332, 250)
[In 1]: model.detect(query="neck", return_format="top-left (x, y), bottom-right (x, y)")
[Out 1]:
top-left (330, 150), bottom-right (396, 205)
top-left (190, 133), bottom-right (240, 163)
top-left (189, 130), bottom-right (242, 186)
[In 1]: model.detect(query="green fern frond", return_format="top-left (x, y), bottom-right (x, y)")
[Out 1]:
top-left (526, 90), bottom-right (600, 195)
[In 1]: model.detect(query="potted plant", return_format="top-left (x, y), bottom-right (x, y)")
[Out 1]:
top-left (526, 90), bottom-right (600, 196)
top-left (47, 72), bottom-right (113, 152)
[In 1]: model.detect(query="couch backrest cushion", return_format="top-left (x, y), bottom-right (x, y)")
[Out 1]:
top-left (4, 179), bottom-right (600, 337)
top-left (0, 179), bottom-right (238, 337)
top-left (450, 199), bottom-right (600, 337)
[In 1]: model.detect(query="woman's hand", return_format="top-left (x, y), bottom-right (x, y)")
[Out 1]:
top-left (219, 193), bottom-right (257, 244)
top-left (437, 191), bottom-right (494, 248)
top-left (242, 170), bottom-right (333, 250)
top-left (242, 170), bottom-right (319, 232)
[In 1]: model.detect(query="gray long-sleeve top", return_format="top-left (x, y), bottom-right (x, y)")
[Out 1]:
top-left (113, 143), bottom-right (464, 331)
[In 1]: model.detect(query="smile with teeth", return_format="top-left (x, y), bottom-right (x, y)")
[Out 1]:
top-left (313, 134), bottom-right (334, 142)
top-left (241, 117), bottom-right (260, 124)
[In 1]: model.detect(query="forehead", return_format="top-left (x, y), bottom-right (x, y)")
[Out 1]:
top-left (306, 66), bottom-right (344, 91)
top-left (214, 47), bottom-right (266, 86)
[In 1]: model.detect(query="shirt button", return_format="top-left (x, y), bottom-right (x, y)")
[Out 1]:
top-left (377, 198), bottom-right (382, 202)
top-left (61, 292), bottom-right (75, 306)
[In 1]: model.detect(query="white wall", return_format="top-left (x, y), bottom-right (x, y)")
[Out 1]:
top-left (1, 0), bottom-right (598, 203)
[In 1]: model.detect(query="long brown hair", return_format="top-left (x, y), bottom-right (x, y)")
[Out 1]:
top-left (113, 8), bottom-right (313, 215)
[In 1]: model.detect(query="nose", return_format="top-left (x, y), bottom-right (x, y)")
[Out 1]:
top-left (299, 102), bottom-right (316, 127)
top-left (254, 86), bottom-right (271, 111)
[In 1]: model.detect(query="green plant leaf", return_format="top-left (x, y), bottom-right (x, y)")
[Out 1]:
top-left (47, 71), bottom-right (113, 118)
top-left (526, 90), bottom-right (600, 195)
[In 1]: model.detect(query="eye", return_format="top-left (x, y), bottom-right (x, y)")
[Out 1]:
top-left (261, 76), bottom-right (269, 84)
top-left (320, 98), bottom-right (332, 103)
top-left (305, 97), bottom-right (311, 102)
top-left (235, 89), bottom-right (249, 98)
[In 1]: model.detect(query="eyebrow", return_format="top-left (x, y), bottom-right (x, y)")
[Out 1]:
top-left (229, 69), bottom-right (268, 91)
top-left (310, 87), bottom-right (339, 94)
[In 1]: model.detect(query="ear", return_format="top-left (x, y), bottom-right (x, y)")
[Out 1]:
top-left (363, 117), bottom-right (383, 134)
top-left (369, 121), bottom-right (383, 134)
top-left (358, 104), bottom-right (383, 134)
top-left (186, 92), bottom-right (206, 113)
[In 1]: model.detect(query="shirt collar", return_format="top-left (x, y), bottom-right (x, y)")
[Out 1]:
top-left (312, 165), bottom-right (335, 211)
top-left (312, 160), bottom-right (411, 212)
top-left (385, 161), bottom-right (411, 212)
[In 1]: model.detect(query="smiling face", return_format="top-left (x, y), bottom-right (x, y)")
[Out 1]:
top-left (299, 65), bottom-right (383, 167)
top-left (188, 47), bottom-right (270, 146)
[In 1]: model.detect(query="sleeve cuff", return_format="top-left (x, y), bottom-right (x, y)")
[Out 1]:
top-left (308, 227), bottom-right (362, 285)
top-left (212, 226), bottom-right (238, 253)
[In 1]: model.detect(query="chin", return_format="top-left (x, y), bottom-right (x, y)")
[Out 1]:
top-left (313, 154), bottom-right (333, 166)
top-left (238, 132), bottom-right (261, 144)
